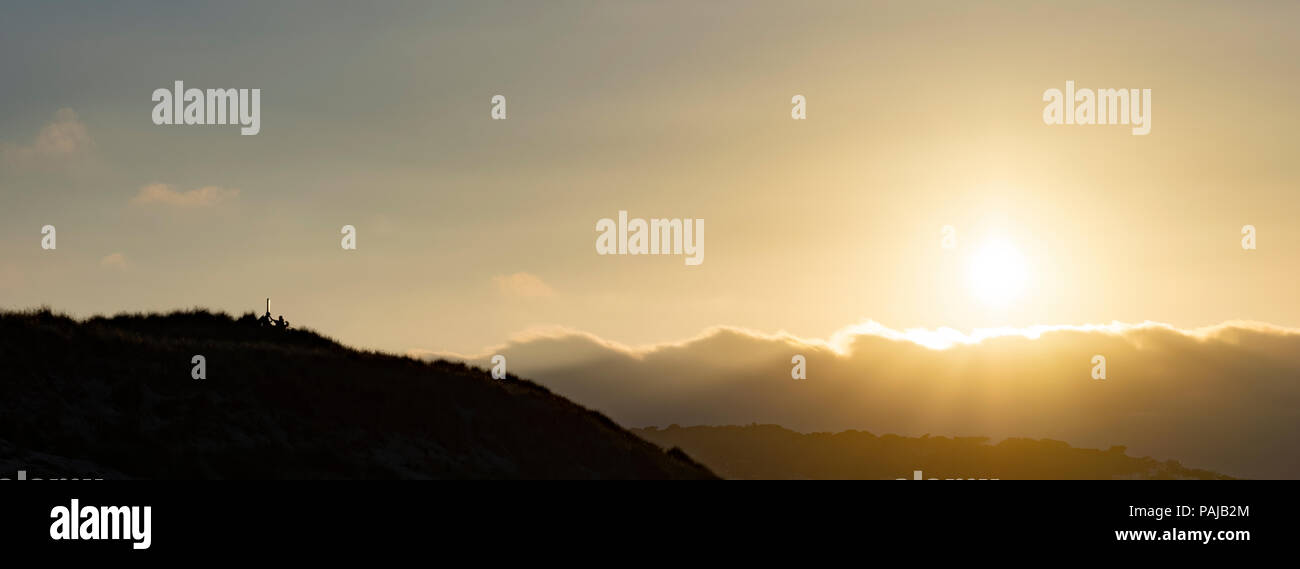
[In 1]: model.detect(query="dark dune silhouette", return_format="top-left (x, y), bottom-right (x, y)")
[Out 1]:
top-left (635, 424), bottom-right (1231, 480)
top-left (0, 308), bottom-right (714, 480)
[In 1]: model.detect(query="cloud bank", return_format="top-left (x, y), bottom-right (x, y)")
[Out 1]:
top-left (416, 321), bottom-right (1300, 479)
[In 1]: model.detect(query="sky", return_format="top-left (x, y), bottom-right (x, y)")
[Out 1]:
top-left (2, 0), bottom-right (1298, 358)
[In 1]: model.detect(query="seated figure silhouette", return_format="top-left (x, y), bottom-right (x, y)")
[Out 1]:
top-left (253, 299), bottom-right (290, 331)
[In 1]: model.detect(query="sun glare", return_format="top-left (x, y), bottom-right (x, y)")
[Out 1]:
top-left (968, 239), bottom-right (1029, 307)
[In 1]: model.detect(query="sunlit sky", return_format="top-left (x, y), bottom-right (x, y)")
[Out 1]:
top-left (2, 0), bottom-right (1297, 355)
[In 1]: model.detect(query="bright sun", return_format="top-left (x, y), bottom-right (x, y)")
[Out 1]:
top-left (968, 239), bottom-right (1029, 307)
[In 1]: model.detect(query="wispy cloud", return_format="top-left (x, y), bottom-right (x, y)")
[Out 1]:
top-left (492, 272), bottom-right (555, 299)
top-left (131, 183), bottom-right (239, 207)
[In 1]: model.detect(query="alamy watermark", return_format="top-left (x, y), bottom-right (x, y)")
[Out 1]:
top-left (898, 470), bottom-right (998, 480)
top-left (152, 80), bottom-right (260, 135)
top-left (49, 499), bottom-right (151, 550)
top-left (1092, 354), bottom-right (1107, 380)
top-left (1043, 80), bottom-right (1151, 135)
top-left (2, 469), bottom-right (103, 481)
top-left (491, 355), bottom-right (507, 380)
top-left (595, 210), bottom-right (704, 266)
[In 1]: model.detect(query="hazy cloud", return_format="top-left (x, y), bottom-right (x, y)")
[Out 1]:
top-left (99, 253), bottom-right (127, 270)
top-left (418, 321), bottom-right (1300, 479)
top-left (492, 272), bottom-right (555, 299)
top-left (131, 183), bottom-right (240, 207)
top-left (0, 108), bottom-right (92, 165)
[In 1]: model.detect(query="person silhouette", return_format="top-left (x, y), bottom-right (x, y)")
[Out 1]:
top-left (276, 315), bottom-right (288, 329)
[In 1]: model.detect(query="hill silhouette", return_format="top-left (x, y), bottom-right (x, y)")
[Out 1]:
top-left (635, 424), bottom-right (1231, 480)
top-left (0, 308), bottom-right (715, 479)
